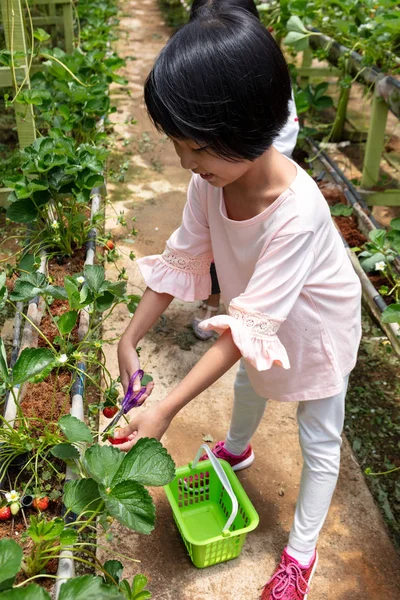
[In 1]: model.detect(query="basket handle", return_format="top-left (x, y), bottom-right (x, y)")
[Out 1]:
top-left (192, 444), bottom-right (239, 533)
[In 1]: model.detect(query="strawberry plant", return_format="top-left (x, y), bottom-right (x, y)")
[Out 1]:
top-left (358, 219), bottom-right (400, 324)
top-left (258, 1), bottom-right (400, 142)
top-left (0, 263), bottom-right (142, 491)
top-left (0, 538), bottom-right (153, 599)
top-left (3, 137), bottom-right (107, 256)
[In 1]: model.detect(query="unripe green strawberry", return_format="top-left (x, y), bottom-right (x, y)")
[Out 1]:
top-left (10, 502), bottom-right (20, 516)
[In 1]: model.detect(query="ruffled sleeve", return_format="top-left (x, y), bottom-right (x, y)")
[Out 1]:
top-left (200, 304), bottom-right (290, 370)
top-left (137, 245), bottom-right (213, 302)
top-left (200, 230), bottom-right (315, 371)
top-left (136, 175), bottom-right (213, 302)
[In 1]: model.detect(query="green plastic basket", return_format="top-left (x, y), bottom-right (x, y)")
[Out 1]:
top-left (164, 444), bottom-right (259, 568)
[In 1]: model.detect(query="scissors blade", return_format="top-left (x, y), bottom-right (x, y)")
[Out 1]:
top-left (102, 406), bottom-right (125, 435)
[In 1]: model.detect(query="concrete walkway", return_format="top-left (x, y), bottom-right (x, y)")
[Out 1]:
top-left (99, 1), bottom-right (400, 597)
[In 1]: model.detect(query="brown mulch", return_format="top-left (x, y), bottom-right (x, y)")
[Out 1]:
top-left (333, 215), bottom-right (367, 247)
top-left (48, 247), bottom-right (86, 286)
top-left (37, 299), bottom-right (79, 349)
top-left (20, 372), bottom-right (71, 426)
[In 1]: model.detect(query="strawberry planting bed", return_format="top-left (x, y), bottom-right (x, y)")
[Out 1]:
top-left (0, 0), bottom-right (177, 598)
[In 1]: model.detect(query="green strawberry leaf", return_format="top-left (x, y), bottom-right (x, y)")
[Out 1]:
top-left (112, 438), bottom-right (175, 487)
top-left (59, 415), bottom-right (93, 444)
top-left (100, 481), bottom-right (155, 534)
top-left (12, 348), bottom-right (55, 384)
top-left (0, 539), bottom-right (23, 589)
top-left (83, 444), bottom-right (124, 487)
top-left (63, 478), bottom-right (103, 516)
top-left (58, 576), bottom-right (122, 600)
top-left (51, 443), bottom-right (80, 461)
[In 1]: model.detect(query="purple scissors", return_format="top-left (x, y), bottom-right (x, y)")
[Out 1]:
top-left (102, 369), bottom-right (147, 434)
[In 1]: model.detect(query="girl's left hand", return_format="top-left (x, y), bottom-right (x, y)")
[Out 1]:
top-left (113, 404), bottom-right (172, 452)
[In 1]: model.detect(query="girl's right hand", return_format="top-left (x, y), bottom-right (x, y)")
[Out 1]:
top-left (117, 334), bottom-right (155, 400)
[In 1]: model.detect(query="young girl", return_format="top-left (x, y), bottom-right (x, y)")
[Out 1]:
top-left (189, 0), bottom-right (300, 342)
top-left (116, 6), bottom-right (361, 599)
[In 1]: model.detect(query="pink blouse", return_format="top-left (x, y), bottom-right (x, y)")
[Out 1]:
top-left (137, 161), bottom-right (362, 402)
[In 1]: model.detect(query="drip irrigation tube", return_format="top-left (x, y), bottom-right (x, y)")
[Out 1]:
top-left (3, 252), bottom-right (47, 427)
top-left (305, 137), bottom-right (382, 233)
top-left (55, 184), bottom-right (104, 598)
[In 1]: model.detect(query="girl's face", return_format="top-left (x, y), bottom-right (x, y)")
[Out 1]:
top-left (171, 138), bottom-right (251, 187)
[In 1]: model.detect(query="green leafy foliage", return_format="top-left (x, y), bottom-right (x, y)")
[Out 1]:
top-left (381, 304), bottom-right (400, 324)
top-left (28, 516), bottom-right (65, 544)
top-left (83, 444), bottom-right (125, 487)
top-left (57, 311), bottom-right (78, 335)
top-left (112, 438), bottom-right (176, 487)
top-left (63, 478), bottom-right (103, 516)
top-left (330, 204), bottom-right (354, 217)
top-left (99, 480), bottom-right (155, 534)
top-left (0, 584), bottom-right (51, 599)
top-left (6, 137), bottom-right (107, 255)
top-left (358, 220), bottom-right (400, 323)
top-left (59, 415), bottom-right (93, 444)
top-left (0, 539), bottom-right (23, 590)
top-left (50, 443), bottom-right (80, 460)
top-left (295, 82), bottom-right (334, 115)
top-left (63, 440), bottom-right (175, 534)
top-left (12, 348), bottom-right (55, 385)
top-left (259, 0), bottom-right (400, 75)
top-left (58, 576), bottom-right (122, 600)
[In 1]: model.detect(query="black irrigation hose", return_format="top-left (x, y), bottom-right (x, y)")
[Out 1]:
top-left (305, 136), bottom-right (382, 229)
top-left (306, 138), bottom-right (400, 353)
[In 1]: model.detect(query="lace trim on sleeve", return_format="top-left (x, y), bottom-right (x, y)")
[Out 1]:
top-left (229, 303), bottom-right (285, 339)
top-left (160, 245), bottom-right (213, 276)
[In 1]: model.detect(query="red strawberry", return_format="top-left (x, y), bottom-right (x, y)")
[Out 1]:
top-left (109, 436), bottom-right (130, 445)
top-left (33, 497), bottom-right (49, 511)
top-left (103, 406), bottom-right (118, 419)
top-left (0, 506), bottom-right (11, 520)
top-left (105, 240), bottom-right (115, 250)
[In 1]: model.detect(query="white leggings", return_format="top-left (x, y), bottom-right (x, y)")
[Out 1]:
top-left (226, 360), bottom-right (348, 553)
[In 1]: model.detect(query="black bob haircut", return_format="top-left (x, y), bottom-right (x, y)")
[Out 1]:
top-left (189, 0), bottom-right (259, 21)
top-left (144, 6), bottom-right (292, 161)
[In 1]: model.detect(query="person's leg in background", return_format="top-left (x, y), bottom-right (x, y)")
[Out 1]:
top-left (192, 262), bottom-right (221, 340)
top-left (202, 360), bottom-right (267, 470)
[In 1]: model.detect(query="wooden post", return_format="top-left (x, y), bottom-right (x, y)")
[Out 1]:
top-left (300, 45), bottom-right (313, 88)
top-left (331, 83), bottom-right (351, 142)
top-left (361, 92), bottom-right (389, 189)
top-left (0, 0), bottom-right (36, 148)
top-left (49, 1), bottom-right (58, 47)
top-left (62, 1), bottom-right (74, 53)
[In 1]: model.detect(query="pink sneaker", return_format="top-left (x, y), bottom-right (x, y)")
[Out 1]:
top-left (261, 549), bottom-right (318, 600)
top-left (200, 441), bottom-right (255, 471)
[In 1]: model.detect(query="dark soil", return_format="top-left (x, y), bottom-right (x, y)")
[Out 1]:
top-left (0, 497), bottom-right (64, 592)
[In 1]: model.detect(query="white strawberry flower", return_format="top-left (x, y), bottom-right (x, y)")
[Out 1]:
top-left (375, 261), bottom-right (386, 271)
top-left (57, 354), bottom-right (68, 364)
top-left (5, 490), bottom-right (19, 503)
top-left (77, 276), bottom-right (85, 284)
top-left (51, 220), bottom-right (59, 229)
